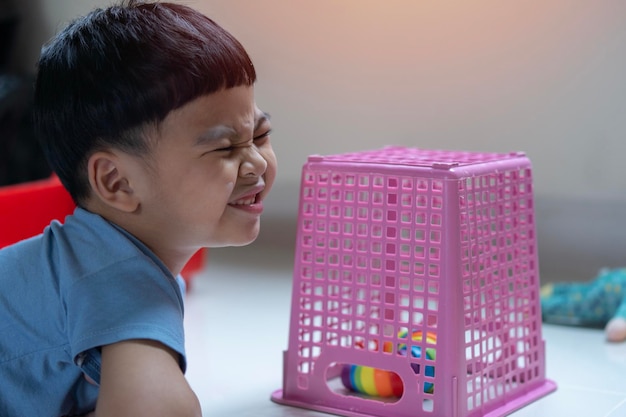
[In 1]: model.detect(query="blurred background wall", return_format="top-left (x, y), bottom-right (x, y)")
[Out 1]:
top-left (7, 0), bottom-right (626, 280)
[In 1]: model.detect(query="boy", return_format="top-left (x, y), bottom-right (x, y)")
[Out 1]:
top-left (0, 1), bottom-right (276, 416)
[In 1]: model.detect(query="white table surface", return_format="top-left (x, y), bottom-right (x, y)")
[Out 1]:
top-left (184, 246), bottom-right (626, 417)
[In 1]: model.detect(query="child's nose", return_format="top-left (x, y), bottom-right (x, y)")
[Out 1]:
top-left (239, 147), bottom-right (268, 178)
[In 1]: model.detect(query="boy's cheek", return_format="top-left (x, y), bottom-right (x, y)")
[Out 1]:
top-left (261, 146), bottom-right (278, 179)
top-left (266, 157), bottom-right (278, 187)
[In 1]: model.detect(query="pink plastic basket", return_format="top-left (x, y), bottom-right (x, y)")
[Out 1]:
top-left (272, 147), bottom-right (556, 417)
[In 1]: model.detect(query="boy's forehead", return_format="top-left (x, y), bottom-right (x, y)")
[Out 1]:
top-left (167, 87), bottom-right (256, 123)
top-left (155, 87), bottom-right (269, 140)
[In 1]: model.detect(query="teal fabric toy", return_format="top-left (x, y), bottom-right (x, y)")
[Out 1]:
top-left (541, 268), bottom-right (626, 342)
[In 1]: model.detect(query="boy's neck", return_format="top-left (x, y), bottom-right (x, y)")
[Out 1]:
top-left (82, 199), bottom-right (193, 277)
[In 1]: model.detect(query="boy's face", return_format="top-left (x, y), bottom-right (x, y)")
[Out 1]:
top-left (131, 85), bottom-right (276, 253)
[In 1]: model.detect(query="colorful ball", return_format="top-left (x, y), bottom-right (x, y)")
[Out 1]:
top-left (341, 330), bottom-right (437, 397)
top-left (398, 330), bottom-right (436, 394)
top-left (340, 364), bottom-right (403, 398)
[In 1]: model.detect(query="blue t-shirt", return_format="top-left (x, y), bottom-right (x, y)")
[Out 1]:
top-left (0, 208), bottom-right (186, 416)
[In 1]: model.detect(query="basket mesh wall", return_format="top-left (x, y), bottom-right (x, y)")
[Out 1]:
top-left (272, 147), bottom-right (555, 417)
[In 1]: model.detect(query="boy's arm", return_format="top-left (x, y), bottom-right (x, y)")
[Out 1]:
top-left (95, 339), bottom-right (201, 417)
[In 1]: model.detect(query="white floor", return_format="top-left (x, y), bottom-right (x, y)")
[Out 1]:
top-left (184, 245), bottom-right (626, 417)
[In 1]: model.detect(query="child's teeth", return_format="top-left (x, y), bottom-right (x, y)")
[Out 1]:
top-left (234, 198), bottom-right (254, 205)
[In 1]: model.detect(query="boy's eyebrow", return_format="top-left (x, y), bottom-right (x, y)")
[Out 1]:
top-left (195, 112), bottom-right (271, 146)
top-left (255, 112), bottom-right (272, 131)
top-left (195, 125), bottom-right (237, 146)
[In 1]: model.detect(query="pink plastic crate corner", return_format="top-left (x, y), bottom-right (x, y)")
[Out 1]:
top-left (272, 147), bottom-right (556, 417)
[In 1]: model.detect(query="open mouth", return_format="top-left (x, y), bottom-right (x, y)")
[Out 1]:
top-left (229, 194), bottom-right (259, 206)
top-left (228, 187), bottom-right (264, 207)
top-left (228, 184), bottom-right (265, 211)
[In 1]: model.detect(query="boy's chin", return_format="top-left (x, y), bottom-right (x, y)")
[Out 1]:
top-left (216, 232), bottom-right (260, 248)
top-left (228, 238), bottom-right (257, 247)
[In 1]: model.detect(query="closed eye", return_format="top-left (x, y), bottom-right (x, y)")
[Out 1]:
top-left (253, 129), bottom-right (272, 142)
top-left (216, 130), bottom-right (270, 152)
top-left (215, 146), bottom-right (235, 152)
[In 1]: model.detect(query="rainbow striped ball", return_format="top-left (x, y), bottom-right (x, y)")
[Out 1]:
top-left (341, 364), bottom-right (404, 397)
top-left (341, 331), bottom-right (437, 397)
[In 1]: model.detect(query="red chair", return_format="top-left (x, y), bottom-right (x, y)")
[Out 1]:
top-left (0, 175), bottom-right (205, 288)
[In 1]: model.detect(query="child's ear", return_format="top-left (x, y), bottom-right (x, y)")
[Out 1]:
top-left (87, 151), bottom-right (140, 213)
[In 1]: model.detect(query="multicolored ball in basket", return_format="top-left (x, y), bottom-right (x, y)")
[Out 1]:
top-left (341, 330), bottom-right (437, 397)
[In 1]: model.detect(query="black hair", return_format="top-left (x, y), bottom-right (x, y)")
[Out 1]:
top-left (33, 0), bottom-right (256, 204)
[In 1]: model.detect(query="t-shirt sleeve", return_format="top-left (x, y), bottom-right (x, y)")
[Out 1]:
top-left (64, 256), bottom-right (186, 378)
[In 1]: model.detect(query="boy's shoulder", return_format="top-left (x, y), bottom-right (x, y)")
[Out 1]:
top-left (0, 209), bottom-right (187, 416)
top-left (0, 207), bottom-right (148, 280)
